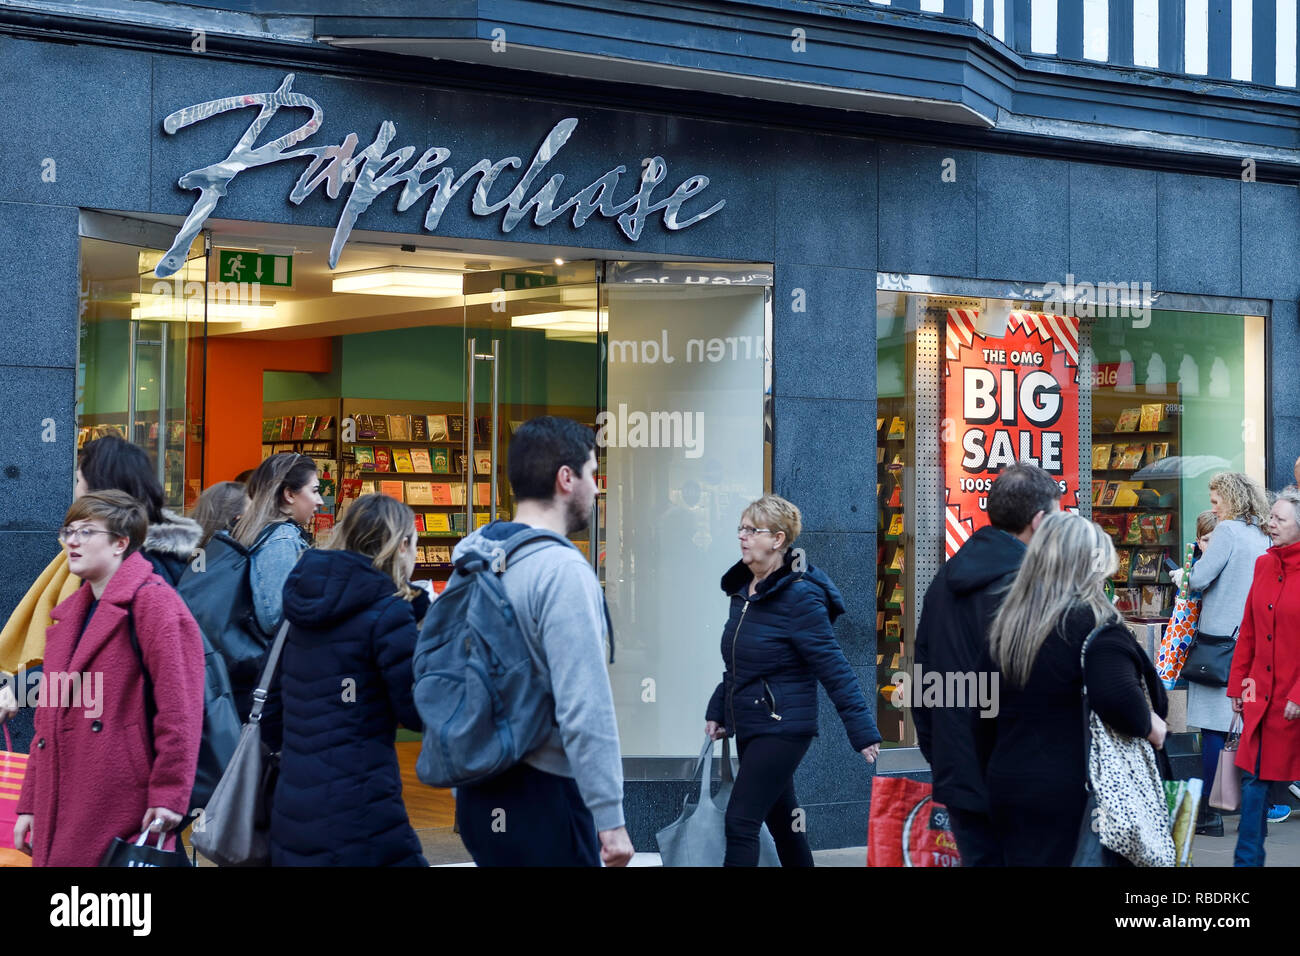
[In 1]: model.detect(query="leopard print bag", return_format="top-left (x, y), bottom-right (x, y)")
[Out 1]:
top-left (1077, 625), bottom-right (1176, 867)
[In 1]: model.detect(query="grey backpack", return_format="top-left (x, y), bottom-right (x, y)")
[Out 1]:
top-left (412, 528), bottom-right (570, 788)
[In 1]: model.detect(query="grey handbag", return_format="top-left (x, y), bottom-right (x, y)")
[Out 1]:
top-left (191, 621), bottom-right (290, 867)
top-left (656, 736), bottom-right (781, 867)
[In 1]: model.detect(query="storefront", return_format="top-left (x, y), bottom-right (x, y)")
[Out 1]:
top-left (874, 279), bottom-right (1269, 747)
top-left (78, 207), bottom-right (773, 773)
top-left (2, 13), bottom-right (1298, 853)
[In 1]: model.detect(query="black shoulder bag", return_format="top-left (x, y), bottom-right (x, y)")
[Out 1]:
top-left (1182, 626), bottom-right (1238, 687)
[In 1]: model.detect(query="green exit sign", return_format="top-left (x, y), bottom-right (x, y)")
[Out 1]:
top-left (502, 271), bottom-right (558, 290)
top-left (217, 250), bottom-right (293, 287)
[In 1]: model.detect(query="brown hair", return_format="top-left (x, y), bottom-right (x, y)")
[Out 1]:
top-left (1196, 510), bottom-right (1219, 540)
top-left (64, 490), bottom-right (148, 555)
top-left (741, 494), bottom-right (802, 551)
top-left (233, 453), bottom-right (317, 547)
top-left (191, 481), bottom-right (250, 550)
top-left (324, 494), bottom-right (418, 600)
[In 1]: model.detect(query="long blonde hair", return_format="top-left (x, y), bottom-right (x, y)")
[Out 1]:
top-left (325, 494), bottom-right (418, 600)
top-left (233, 453), bottom-right (317, 547)
top-left (989, 511), bottom-right (1122, 688)
top-left (1209, 472), bottom-right (1269, 528)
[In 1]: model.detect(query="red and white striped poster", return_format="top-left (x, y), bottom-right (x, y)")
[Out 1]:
top-left (942, 307), bottom-right (1080, 559)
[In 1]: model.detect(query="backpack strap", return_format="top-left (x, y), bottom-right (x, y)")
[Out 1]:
top-left (250, 519), bottom-right (301, 552)
top-left (457, 527), bottom-right (617, 665)
top-left (498, 528), bottom-right (616, 664)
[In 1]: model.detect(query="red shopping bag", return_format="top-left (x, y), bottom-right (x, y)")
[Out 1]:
top-left (866, 775), bottom-right (962, 867)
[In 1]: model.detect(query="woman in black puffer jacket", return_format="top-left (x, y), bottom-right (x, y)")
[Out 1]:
top-left (270, 494), bottom-right (429, 867)
top-left (705, 494), bottom-right (881, 867)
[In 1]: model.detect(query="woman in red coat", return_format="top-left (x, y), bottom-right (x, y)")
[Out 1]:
top-left (13, 491), bottom-right (204, 866)
top-left (1228, 486), bottom-right (1300, 866)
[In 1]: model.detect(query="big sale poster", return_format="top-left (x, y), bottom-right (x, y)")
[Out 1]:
top-left (943, 308), bottom-right (1081, 558)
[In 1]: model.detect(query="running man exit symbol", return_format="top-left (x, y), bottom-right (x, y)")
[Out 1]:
top-left (218, 250), bottom-right (293, 287)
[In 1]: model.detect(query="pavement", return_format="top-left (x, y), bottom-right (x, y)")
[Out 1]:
top-left (418, 810), bottom-right (1300, 866)
top-left (182, 822), bottom-right (1300, 867)
top-left (1184, 808), bottom-right (1300, 867)
top-left (422, 833), bottom-right (867, 866)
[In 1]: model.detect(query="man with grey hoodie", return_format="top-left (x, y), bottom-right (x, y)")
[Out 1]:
top-left (452, 416), bottom-right (633, 867)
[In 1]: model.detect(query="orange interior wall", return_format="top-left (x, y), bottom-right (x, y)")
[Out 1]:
top-left (201, 337), bottom-right (333, 487)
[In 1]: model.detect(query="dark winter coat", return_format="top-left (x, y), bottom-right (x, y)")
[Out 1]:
top-left (705, 552), bottom-right (880, 751)
top-left (913, 526), bottom-right (1025, 813)
top-left (140, 510), bottom-right (204, 586)
top-left (984, 605), bottom-right (1168, 866)
top-left (270, 548), bottom-right (430, 867)
top-left (16, 553), bottom-right (205, 866)
top-left (1229, 540), bottom-right (1300, 780)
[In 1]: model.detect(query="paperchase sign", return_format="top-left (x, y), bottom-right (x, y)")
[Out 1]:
top-left (154, 73), bottom-right (726, 277)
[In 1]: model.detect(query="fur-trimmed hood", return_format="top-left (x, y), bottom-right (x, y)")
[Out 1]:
top-left (144, 509), bottom-right (204, 559)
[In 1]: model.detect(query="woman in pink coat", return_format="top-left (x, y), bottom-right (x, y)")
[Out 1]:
top-left (1228, 486), bottom-right (1300, 866)
top-left (13, 491), bottom-right (204, 866)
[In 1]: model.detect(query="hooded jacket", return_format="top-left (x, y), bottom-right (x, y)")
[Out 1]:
top-left (141, 509), bottom-right (204, 586)
top-left (913, 525), bottom-right (1025, 813)
top-left (705, 552), bottom-right (879, 750)
top-left (269, 548), bottom-right (429, 867)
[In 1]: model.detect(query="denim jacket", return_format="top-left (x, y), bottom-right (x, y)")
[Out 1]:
top-left (250, 521), bottom-right (311, 636)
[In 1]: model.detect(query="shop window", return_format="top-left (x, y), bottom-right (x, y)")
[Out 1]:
top-left (876, 285), bottom-right (1267, 747)
top-left (602, 263), bottom-right (772, 758)
top-left (77, 235), bottom-right (206, 511)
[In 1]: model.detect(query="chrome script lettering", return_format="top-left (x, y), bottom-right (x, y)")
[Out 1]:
top-left (155, 74), bottom-right (724, 277)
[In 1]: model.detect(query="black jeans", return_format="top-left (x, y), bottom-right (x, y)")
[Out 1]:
top-left (724, 734), bottom-right (814, 867)
top-left (946, 807), bottom-right (1005, 866)
top-left (456, 761), bottom-right (601, 867)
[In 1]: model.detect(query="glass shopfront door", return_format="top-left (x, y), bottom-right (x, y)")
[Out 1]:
top-left (77, 212), bottom-right (208, 511)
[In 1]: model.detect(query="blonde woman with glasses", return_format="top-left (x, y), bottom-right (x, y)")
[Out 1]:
top-left (704, 494), bottom-right (880, 866)
top-left (985, 511), bottom-right (1169, 866)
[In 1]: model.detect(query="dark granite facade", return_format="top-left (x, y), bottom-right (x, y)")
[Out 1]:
top-left (0, 30), bottom-right (1294, 854)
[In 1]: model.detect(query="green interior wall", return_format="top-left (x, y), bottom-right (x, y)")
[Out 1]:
top-left (1090, 309), bottom-right (1252, 552)
top-left (78, 318), bottom-right (189, 417)
top-left (340, 326), bottom-right (598, 406)
top-left (876, 303), bottom-right (906, 399)
top-left (262, 326), bottom-right (599, 407)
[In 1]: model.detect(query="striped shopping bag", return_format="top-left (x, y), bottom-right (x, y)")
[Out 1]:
top-left (0, 726), bottom-right (28, 836)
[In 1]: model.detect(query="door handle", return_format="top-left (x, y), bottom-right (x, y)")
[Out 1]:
top-left (466, 338), bottom-right (501, 533)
